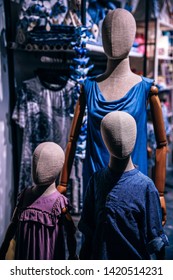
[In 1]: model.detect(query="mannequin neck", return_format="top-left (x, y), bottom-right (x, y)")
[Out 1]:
top-left (97, 57), bottom-right (132, 82)
top-left (108, 155), bottom-right (135, 173)
top-left (95, 57), bottom-right (141, 101)
top-left (32, 182), bottom-right (57, 196)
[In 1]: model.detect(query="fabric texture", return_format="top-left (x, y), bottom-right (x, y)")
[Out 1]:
top-left (100, 111), bottom-right (137, 159)
top-left (102, 9), bottom-right (136, 59)
top-left (12, 76), bottom-right (75, 192)
top-left (32, 142), bottom-right (65, 186)
top-left (14, 187), bottom-right (69, 260)
top-left (83, 76), bottom-right (153, 194)
top-left (78, 167), bottom-right (169, 260)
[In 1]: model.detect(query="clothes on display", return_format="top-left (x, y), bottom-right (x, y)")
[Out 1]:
top-left (14, 186), bottom-right (69, 260)
top-left (147, 121), bottom-right (156, 171)
top-left (161, 100), bottom-right (172, 139)
top-left (12, 75), bottom-right (76, 192)
top-left (69, 114), bottom-right (87, 214)
top-left (0, 141), bottom-right (78, 260)
top-left (15, 0), bottom-right (97, 48)
top-left (69, 157), bottom-right (84, 214)
top-left (86, 0), bottom-right (140, 44)
top-left (16, 0), bottom-right (68, 45)
top-left (2, 0), bottom-right (172, 261)
top-left (79, 167), bottom-right (169, 260)
top-left (83, 76), bottom-right (154, 194)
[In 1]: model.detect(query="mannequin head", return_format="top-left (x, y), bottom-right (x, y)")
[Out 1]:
top-left (32, 142), bottom-right (65, 186)
top-left (100, 111), bottom-right (137, 159)
top-left (102, 8), bottom-right (136, 59)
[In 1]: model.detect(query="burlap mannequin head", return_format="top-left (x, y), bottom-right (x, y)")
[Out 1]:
top-left (32, 142), bottom-right (65, 186)
top-left (101, 111), bottom-right (137, 159)
top-left (102, 8), bottom-right (136, 59)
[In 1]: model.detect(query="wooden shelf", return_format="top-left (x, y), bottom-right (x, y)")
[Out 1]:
top-left (129, 51), bottom-right (143, 58)
top-left (86, 43), bottom-right (104, 53)
top-left (158, 55), bottom-right (173, 60)
top-left (159, 20), bottom-right (173, 30)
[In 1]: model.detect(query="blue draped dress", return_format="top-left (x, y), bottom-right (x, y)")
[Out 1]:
top-left (83, 76), bottom-right (153, 194)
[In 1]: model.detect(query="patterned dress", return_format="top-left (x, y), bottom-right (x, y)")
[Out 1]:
top-left (12, 76), bottom-right (75, 191)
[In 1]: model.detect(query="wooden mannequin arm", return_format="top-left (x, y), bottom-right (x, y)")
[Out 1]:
top-left (149, 85), bottom-right (167, 225)
top-left (57, 86), bottom-right (86, 194)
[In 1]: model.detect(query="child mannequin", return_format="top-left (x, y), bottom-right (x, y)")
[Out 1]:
top-left (78, 111), bottom-right (168, 260)
top-left (0, 142), bottom-right (77, 260)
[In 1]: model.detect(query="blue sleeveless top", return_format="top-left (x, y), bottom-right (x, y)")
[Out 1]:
top-left (83, 76), bottom-right (153, 192)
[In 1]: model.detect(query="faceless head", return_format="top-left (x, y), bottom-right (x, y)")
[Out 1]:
top-left (102, 8), bottom-right (136, 59)
top-left (32, 142), bottom-right (65, 186)
top-left (101, 111), bottom-right (137, 159)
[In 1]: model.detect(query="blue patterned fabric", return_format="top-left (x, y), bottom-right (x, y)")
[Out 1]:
top-left (12, 76), bottom-right (75, 192)
top-left (83, 76), bottom-right (153, 193)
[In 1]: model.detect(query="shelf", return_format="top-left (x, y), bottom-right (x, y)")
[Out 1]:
top-left (86, 43), bottom-right (144, 58)
top-left (129, 51), bottom-right (143, 58)
top-left (8, 41), bottom-right (75, 53)
top-left (137, 19), bottom-right (173, 30)
top-left (86, 43), bottom-right (104, 53)
top-left (158, 85), bottom-right (173, 91)
top-left (158, 55), bottom-right (173, 60)
top-left (159, 20), bottom-right (173, 30)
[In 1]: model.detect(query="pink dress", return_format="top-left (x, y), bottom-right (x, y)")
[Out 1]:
top-left (14, 187), bottom-right (69, 260)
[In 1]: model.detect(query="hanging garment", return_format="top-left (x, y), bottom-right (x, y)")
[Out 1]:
top-left (12, 76), bottom-right (75, 192)
top-left (15, 0), bottom-right (78, 46)
top-left (83, 76), bottom-right (153, 194)
top-left (79, 167), bottom-right (169, 260)
top-left (14, 187), bottom-right (69, 260)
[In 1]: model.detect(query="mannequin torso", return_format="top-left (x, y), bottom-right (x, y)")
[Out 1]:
top-left (96, 58), bottom-right (142, 101)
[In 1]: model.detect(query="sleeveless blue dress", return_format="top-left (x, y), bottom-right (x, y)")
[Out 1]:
top-left (83, 76), bottom-right (153, 193)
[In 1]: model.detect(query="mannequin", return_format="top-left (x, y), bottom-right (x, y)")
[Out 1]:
top-left (57, 8), bottom-right (167, 225)
top-left (0, 142), bottom-right (77, 260)
top-left (78, 111), bottom-right (168, 260)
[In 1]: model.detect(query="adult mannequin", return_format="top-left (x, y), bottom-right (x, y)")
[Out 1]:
top-left (57, 8), bottom-right (167, 225)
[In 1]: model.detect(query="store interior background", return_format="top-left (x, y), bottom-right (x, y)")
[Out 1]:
top-left (0, 0), bottom-right (173, 259)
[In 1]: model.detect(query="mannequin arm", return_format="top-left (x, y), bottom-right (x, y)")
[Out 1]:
top-left (149, 85), bottom-right (167, 225)
top-left (57, 86), bottom-right (86, 194)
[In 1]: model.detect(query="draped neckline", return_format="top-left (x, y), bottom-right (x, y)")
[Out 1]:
top-left (94, 76), bottom-right (144, 104)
